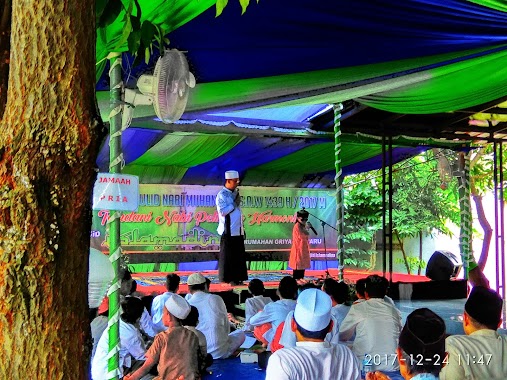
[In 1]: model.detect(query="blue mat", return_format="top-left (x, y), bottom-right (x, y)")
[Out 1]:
top-left (202, 356), bottom-right (404, 380)
top-left (204, 358), bottom-right (264, 380)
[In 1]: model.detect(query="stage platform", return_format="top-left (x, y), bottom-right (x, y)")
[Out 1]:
top-left (132, 268), bottom-right (468, 301)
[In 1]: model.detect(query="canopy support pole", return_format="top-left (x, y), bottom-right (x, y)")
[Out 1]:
top-left (106, 53), bottom-right (124, 380)
top-left (333, 103), bottom-right (345, 280)
top-left (493, 140), bottom-right (506, 328)
top-left (381, 135), bottom-right (394, 284)
top-left (457, 152), bottom-right (475, 282)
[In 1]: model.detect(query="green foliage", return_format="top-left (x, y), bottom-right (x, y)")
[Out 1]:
top-left (239, 0), bottom-right (252, 14)
top-left (98, 0), bottom-right (254, 67)
top-left (217, 0), bottom-right (254, 16)
top-left (344, 175), bottom-right (382, 242)
top-left (390, 150), bottom-right (460, 237)
top-left (469, 144), bottom-right (507, 200)
top-left (344, 247), bottom-right (377, 268)
top-left (343, 150), bottom-right (462, 269)
top-left (395, 256), bottom-right (426, 273)
top-left (216, 0), bottom-right (229, 16)
top-left (97, 0), bottom-right (123, 28)
top-left (343, 175), bottom-right (382, 269)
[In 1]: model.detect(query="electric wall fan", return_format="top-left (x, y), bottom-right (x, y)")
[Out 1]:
top-left (123, 49), bottom-right (196, 126)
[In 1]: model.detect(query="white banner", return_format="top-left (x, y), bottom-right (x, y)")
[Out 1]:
top-left (92, 173), bottom-right (139, 211)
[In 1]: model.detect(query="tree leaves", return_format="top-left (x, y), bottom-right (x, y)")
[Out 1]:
top-left (239, 0), bottom-right (251, 14)
top-left (98, 0), bottom-right (256, 69)
top-left (216, 0), bottom-right (229, 17)
top-left (216, 0), bottom-right (252, 17)
top-left (97, 0), bottom-right (123, 28)
top-left (343, 150), bottom-right (465, 269)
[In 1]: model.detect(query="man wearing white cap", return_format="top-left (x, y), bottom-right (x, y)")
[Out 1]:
top-left (215, 170), bottom-right (248, 285)
top-left (187, 272), bottom-right (246, 359)
top-left (125, 294), bottom-right (203, 380)
top-left (266, 288), bottom-right (361, 380)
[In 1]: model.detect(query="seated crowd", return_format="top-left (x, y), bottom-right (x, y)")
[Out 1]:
top-left (90, 269), bottom-right (507, 380)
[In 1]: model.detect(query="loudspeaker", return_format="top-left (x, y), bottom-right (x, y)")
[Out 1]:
top-left (426, 250), bottom-right (462, 281)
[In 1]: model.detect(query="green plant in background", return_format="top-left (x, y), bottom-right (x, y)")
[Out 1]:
top-left (344, 175), bottom-right (383, 270)
top-left (96, 0), bottom-right (254, 67)
top-left (343, 150), bottom-right (462, 274)
top-left (467, 144), bottom-right (507, 271)
top-left (395, 256), bottom-right (427, 274)
top-left (343, 247), bottom-right (378, 269)
top-left (390, 150), bottom-right (460, 274)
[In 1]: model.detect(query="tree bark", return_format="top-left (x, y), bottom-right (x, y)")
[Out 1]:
top-left (418, 231), bottom-right (423, 276)
top-left (472, 194), bottom-right (493, 271)
top-left (0, 0), bottom-right (12, 117)
top-left (0, 1), bottom-right (104, 379)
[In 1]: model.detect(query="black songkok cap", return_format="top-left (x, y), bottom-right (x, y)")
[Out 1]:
top-left (296, 209), bottom-right (309, 218)
top-left (398, 308), bottom-right (446, 360)
top-left (465, 286), bottom-right (503, 327)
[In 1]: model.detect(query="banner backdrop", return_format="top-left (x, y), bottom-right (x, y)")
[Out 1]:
top-left (91, 184), bottom-right (338, 260)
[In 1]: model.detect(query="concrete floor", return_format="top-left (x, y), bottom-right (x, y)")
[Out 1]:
top-left (395, 298), bottom-right (467, 335)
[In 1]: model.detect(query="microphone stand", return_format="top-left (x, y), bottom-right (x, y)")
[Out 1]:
top-left (302, 208), bottom-right (340, 280)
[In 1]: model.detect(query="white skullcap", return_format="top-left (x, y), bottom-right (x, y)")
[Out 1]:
top-left (225, 170), bottom-right (239, 179)
top-left (165, 294), bottom-right (191, 320)
top-left (187, 272), bottom-right (207, 286)
top-left (294, 288), bottom-right (332, 332)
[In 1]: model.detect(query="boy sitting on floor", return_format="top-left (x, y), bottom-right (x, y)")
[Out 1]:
top-left (125, 294), bottom-right (203, 380)
top-left (249, 276), bottom-right (298, 350)
top-left (243, 278), bottom-right (273, 331)
top-left (182, 305), bottom-right (214, 373)
top-left (228, 278), bottom-right (273, 331)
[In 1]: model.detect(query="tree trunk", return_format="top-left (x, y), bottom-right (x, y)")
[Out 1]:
top-left (394, 230), bottom-right (411, 275)
top-left (0, 0), bottom-right (12, 117)
top-left (472, 194), bottom-right (493, 271)
top-left (0, 2), bottom-right (104, 379)
top-left (418, 231), bottom-right (423, 276)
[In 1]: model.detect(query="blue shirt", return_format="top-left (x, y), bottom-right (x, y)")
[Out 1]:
top-left (216, 186), bottom-right (244, 236)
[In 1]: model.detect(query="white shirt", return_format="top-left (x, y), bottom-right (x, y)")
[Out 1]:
top-left (278, 310), bottom-right (343, 348)
top-left (331, 303), bottom-right (351, 328)
top-left (216, 187), bottom-right (244, 236)
top-left (185, 325), bottom-right (208, 357)
top-left (440, 329), bottom-right (507, 380)
top-left (384, 295), bottom-right (396, 307)
top-left (139, 307), bottom-right (157, 338)
top-left (244, 295), bottom-right (273, 331)
top-left (249, 299), bottom-right (296, 348)
top-left (90, 316), bottom-right (108, 360)
top-left (339, 298), bottom-right (402, 371)
top-left (265, 341), bottom-right (361, 380)
top-left (151, 291), bottom-right (175, 333)
top-left (188, 291), bottom-right (230, 359)
top-left (412, 375), bottom-right (439, 380)
top-left (91, 319), bottom-right (146, 380)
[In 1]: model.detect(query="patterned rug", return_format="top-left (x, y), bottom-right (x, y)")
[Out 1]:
top-left (132, 270), bottom-right (325, 287)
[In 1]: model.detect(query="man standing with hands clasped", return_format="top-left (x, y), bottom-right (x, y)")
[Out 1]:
top-left (216, 170), bottom-right (248, 286)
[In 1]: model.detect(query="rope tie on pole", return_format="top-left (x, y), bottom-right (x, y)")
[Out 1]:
top-left (106, 369), bottom-right (122, 380)
top-left (109, 153), bottom-right (124, 170)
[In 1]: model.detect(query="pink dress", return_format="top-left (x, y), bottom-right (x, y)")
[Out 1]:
top-left (289, 223), bottom-right (310, 269)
